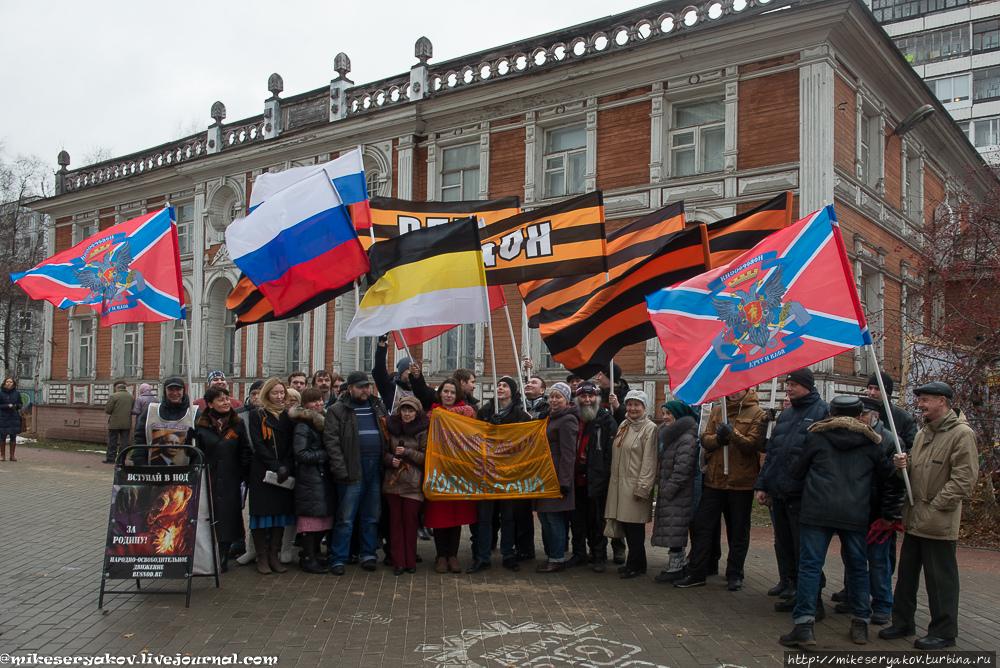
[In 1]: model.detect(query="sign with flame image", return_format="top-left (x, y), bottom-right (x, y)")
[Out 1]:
top-left (103, 466), bottom-right (204, 579)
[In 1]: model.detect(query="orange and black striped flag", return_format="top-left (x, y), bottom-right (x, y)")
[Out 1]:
top-left (480, 192), bottom-right (607, 285)
top-left (362, 196), bottom-right (521, 251)
top-left (519, 201), bottom-right (686, 328)
top-left (226, 273), bottom-right (352, 329)
top-left (538, 192), bottom-right (793, 378)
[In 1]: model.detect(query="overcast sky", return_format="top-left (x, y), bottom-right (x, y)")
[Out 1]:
top-left (1, 1), bottom-right (653, 174)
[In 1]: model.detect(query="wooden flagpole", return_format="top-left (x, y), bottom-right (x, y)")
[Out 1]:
top-left (501, 303), bottom-right (525, 386)
top-left (487, 319), bottom-right (499, 404)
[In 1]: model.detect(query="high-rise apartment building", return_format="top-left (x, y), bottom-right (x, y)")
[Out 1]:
top-left (870, 0), bottom-right (1000, 163)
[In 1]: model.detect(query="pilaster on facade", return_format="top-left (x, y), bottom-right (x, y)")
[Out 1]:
top-left (479, 126), bottom-right (491, 200)
top-left (585, 98), bottom-right (598, 194)
top-left (523, 112), bottom-right (537, 203)
top-left (396, 135), bottom-right (415, 200)
top-left (723, 67), bottom-right (739, 174)
top-left (649, 82), bottom-right (665, 184)
top-left (799, 48), bottom-right (836, 213)
top-left (426, 135), bottom-right (438, 201)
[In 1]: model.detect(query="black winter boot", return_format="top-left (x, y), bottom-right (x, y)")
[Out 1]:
top-left (299, 532), bottom-right (328, 574)
top-left (779, 622), bottom-right (816, 646)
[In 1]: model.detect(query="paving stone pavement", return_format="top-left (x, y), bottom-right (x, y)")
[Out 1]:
top-left (2, 447), bottom-right (999, 666)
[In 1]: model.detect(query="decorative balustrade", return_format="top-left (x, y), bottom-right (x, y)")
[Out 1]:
top-left (57, 0), bottom-right (784, 194)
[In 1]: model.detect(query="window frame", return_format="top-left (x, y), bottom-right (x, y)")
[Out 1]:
top-left (438, 324), bottom-right (478, 374)
top-left (77, 317), bottom-right (94, 378)
top-left (123, 323), bottom-right (140, 378)
top-left (176, 203), bottom-right (195, 256)
top-left (973, 67), bottom-right (1000, 103)
top-left (439, 143), bottom-right (481, 202)
top-left (666, 96), bottom-right (726, 179)
top-left (542, 123), bottom-right (588, 199)
top-left (974, 19), bottom-right (1000, 54)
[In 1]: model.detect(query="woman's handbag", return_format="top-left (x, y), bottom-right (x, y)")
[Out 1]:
top-left (603, 518), bottom-right (625, 539)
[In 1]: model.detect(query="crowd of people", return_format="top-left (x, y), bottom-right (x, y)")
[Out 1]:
top-left (108, 341), bottom-right (979, 651)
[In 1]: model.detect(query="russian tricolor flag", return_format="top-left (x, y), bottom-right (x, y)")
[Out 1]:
top-left (248, 147), bottom-right (371, 229)
top-left (226, 169), bottom-right (369, 316)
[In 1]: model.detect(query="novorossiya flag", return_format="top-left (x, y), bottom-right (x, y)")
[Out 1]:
top-left (345, 217), bottom-right (490, 340)
top-left (479, 191), bottom-right (607, 285)
top-left (11, 208), bottom-right (186, 325)
top-left (646, 205), bottom-right (870, 405)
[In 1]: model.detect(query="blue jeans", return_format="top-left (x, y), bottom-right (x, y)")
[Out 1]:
top-left (794, 523), bottom-right (871, 623)
top-left (476, 499), bottom-right (516, 563)
top-left (860, 537), bottom-right (894, 615)
top-left (330, 460), bottom-right (382, 566)
top-left (538, 511), bottom-right (568, 562)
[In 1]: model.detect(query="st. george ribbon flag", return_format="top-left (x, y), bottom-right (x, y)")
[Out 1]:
top-left (226, 167), bottom-right (369, 316)
top-left (247, 147), bottom-right (371, 228)
top-left (646, 205), bottom-right (870, 405)
top-left (11, 208), bottom-right (186, 326)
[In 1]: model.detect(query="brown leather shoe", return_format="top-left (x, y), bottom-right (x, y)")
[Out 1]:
top-left (435, 556), bottom-right (448, 573)
top-left (535, 561), bottom-right (566, 573)
top-left (448, 557), bottom-right (462, 573)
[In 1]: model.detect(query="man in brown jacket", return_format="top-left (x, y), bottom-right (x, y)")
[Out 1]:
top-left (878, 382), bottom-right (978, 650)
top-left (675, 388), bottom-right (766, 590)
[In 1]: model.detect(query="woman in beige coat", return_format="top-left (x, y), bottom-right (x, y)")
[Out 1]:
top-left (605, 389), bottom-right (658, 579)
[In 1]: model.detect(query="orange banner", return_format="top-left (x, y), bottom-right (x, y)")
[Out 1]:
top-left (423, 409), bottom-right (560, 500)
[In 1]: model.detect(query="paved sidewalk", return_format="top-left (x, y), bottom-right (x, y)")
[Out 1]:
top-left (1, 447), bottom-right (998, 666)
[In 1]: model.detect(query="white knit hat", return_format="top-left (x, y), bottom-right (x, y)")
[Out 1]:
top-left (549, 382), bottom-right (572, 403)
top-left (624, 389), bottom-right (648, 407)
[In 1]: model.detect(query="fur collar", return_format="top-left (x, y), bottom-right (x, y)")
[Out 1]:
top-left (808, 415), bottom-right (881, 443)
top-left (657, 416), bottom-right (698, 444)
top-left (196, 408), bottom-right (240, 429)
top-left (288, 404), bottom-right (325, 431)
top-left (387, 411), bottom-right (429, 437)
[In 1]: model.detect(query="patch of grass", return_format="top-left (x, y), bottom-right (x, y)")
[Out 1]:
top-left (751, 500), bottom-right (773, 528)
top-left (24, 437), bottom-right (104, 454)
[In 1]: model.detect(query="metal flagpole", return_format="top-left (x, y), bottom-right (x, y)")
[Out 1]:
top-left (699, 222), bottom-right (728, 474)
top-left (487, 319), bottom-right (499, 403)
top-left (396, 329), bottom-right (414, 367)
top-left (866, 344), bottom-right (914, 506)
top-left (502, 304), bottom-right (525, 386)
top-left (181, 316), bottom-right (193, 395)
top-left (354, 281), bottom-right (361, 366)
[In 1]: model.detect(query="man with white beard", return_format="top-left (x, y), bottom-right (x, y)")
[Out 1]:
top-left (566, 381), bottom-right (619, 572)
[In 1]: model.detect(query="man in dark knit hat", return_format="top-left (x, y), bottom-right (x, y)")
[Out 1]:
top-left (755, 367), bottom-right (829, 607)
top-left (866, 371), bottom-right (917, 451)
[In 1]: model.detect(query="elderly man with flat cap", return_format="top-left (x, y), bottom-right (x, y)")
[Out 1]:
top-left (879, 382), bottom-right (978, 650)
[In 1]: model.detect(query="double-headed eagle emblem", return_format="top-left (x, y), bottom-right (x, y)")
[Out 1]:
top-left (73, 240), bottom-right (146, 310)
top-left (711, 265), bottom-right (786, 350)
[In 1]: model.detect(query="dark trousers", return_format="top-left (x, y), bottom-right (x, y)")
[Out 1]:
top-left (891, 532), bottom-right (961, 639)
top-left (621, 521), bottom-right (647, 572)
top-left (570, 488), bottom-right (608, 560)
top-left (107, 429), bottom-right (130, 461)
top-left (771, 496), bottom-right (803, 581)
top-left (384, 494), bottom-right (421, 569)
top-left (511, 499), bottom-right (535, 557)
top-left (433, 526), bottom-right (462, 558)
top-left (687, 487), bottom-right (754, 580)
top-left (476, 499), bottom-right (516, 563)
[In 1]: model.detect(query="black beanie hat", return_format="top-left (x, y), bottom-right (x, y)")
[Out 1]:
top-left (497, 376), bottom-right (521, 405)
top-left (786, 367), bottom-right (815, 391)
top-left (830, 395), bottom-right (864, 417)
top-left (867, 371), bottom-right (893, 396)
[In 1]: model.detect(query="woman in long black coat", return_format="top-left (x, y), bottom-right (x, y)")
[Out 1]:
top-left (0, 377), bottom-right (23, 461)
top-left (289, 388), bottom-right (335, 574)
top-left (194, 386), bottom-right (253, 573)
top-left (651, 400), bottom-right (700, 583)
top-left (247, 377), bottom-right (295, 575)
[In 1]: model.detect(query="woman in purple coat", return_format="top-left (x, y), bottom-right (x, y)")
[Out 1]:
top-left (535, 382), bottom-right (579, 573)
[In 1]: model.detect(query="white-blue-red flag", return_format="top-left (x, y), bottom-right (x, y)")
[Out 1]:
top-left (11, 208), bottom-right (186, 326)
top-left (226, 167), bottom-right (369, 316)
top-left (248, 147), bottom-right (371, 228)
top-left (646, 205), bottom-right (869, 405)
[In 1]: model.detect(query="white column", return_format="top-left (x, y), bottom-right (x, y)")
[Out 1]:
top-left (397, 135), bottom-right (414, 200)
top-left (649, 82), bottom-right (665, 184)
top-left (312, 304), bottom-right (327, 372)
top-left (799, 49), bottom-right (836, 213)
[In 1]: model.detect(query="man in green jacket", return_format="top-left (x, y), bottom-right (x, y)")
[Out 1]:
top-left (103, 382), bottom-right (134, 463)
top-left (879, 382), bottom-right (978, 650)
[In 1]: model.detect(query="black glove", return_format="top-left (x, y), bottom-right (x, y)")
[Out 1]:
top-left (716, 422), bottom-right (734, 445)
top-left (377, 334), bottom-right (388, 347)
top-left (764, 407), bottom-right (777, 423)
top-left (277, 466), bottom-right (290, 484)
top-left (559, 485), bottom-right (570, 496)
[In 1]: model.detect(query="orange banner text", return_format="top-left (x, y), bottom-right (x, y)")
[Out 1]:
top-left (423, 409), bottom-right (560, 500)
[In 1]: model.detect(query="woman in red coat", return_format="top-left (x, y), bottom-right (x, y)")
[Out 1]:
top-left (423, 378), bottom-right (478, 573)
